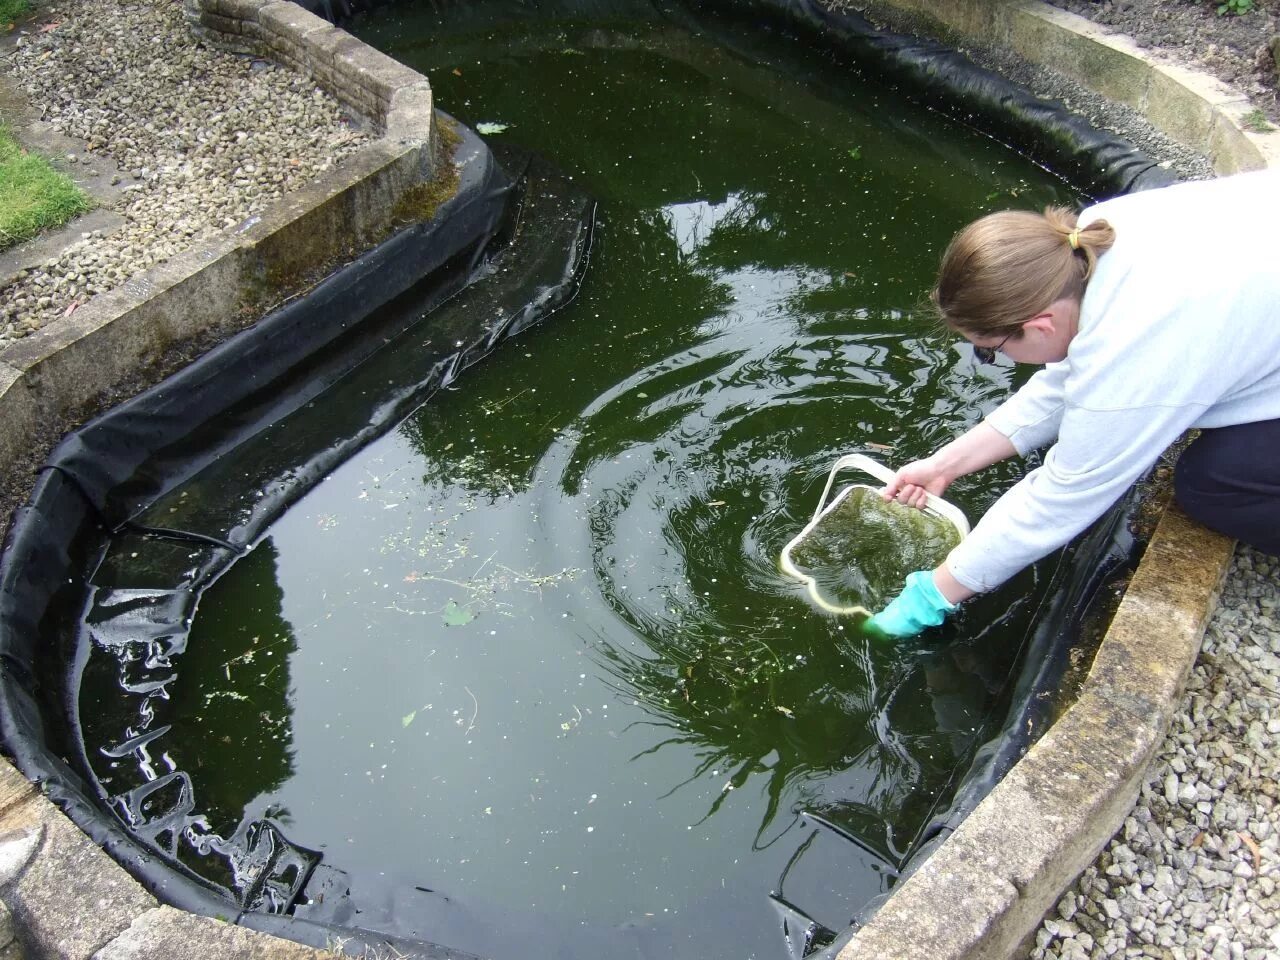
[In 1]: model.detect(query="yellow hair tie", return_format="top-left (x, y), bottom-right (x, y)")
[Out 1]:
top-left (1067, 229), bottom-right (1081, 250)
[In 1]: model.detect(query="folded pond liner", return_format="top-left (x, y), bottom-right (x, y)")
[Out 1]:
top-left (0, 8), bottom-right (1170, 955)
top-left (666, 0), bottom-right (1179, 199)
top-left (0, 126), bottom-right (590, 954)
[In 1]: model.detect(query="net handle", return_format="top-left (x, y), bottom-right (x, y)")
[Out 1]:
top-left (779, 483), bottom-right (874, 617)
top-left (777, 452), bottom-right (972, 616)
top-left (813, 453), bottom-right (970, 537)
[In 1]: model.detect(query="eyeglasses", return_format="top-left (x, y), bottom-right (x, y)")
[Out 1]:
top-left (973, 330), bottom-right (1014, 365)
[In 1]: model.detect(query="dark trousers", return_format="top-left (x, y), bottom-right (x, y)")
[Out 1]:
top-left (1174, 419), bottom-right (1280, 555)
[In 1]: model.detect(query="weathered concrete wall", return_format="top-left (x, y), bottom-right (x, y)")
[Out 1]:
top-left (860, 0), bottom-right (1280, 174)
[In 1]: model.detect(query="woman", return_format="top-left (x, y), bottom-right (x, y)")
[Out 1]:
top-left (868, 169), bottom-right (1280, 638)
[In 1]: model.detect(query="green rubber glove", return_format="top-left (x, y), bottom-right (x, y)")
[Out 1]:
top-left (865, 570), bottom-right (958, 639)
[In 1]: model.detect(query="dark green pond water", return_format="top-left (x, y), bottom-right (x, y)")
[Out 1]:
top-left (78, 4), bottom-right (1084, 957)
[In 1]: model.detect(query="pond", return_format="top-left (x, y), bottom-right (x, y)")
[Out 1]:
top-left (75, 3), bottom-right (1084, 957)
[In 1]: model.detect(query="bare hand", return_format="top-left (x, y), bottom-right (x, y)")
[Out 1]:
top-left (880, 457), bottom-right (952, 510)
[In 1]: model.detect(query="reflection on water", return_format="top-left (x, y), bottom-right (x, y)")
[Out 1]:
top-left (81, 539), bottom-right (312, 909)
top-left (77, 5), bottom-right (1082, 958)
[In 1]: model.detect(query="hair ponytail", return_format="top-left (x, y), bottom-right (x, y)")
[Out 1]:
top-left (932, 206), bottom-right (1115, 337)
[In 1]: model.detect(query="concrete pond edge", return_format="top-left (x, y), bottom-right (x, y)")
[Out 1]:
top-left (862, 0), bottom-right (1280, 174)
top-left (0, 1), bottom-right (1262, 958)
top-left (0, 0), bottom-right (440, 494)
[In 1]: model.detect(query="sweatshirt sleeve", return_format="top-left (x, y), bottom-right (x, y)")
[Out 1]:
top-left (982, 360), bottom-right (1070, 455)
top-left (946, 398), bottom-right (1206, 593)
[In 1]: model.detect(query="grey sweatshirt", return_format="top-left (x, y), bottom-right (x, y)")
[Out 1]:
top-left (947, 168), bottom-right (1280, 593)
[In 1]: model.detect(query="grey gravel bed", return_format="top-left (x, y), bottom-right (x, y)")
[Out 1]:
top-left (1030, 545), bottom-right (1280, 960)
top-left (0, 0), bottom-right (370, 347)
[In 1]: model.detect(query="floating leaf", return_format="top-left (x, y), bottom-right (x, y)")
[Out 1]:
top-left (476, 122), bottom-right (511, 135)
top-left (442, 600), bottom-right (475, 627)
top-left (847, 147), bottom-right (862, 160)
top-left (402, 710), bottom-right (417, 728)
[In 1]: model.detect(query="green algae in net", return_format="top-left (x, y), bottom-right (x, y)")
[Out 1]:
top-left (781, 455), bottom-right (968, 615)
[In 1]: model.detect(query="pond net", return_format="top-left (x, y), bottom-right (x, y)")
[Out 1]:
top-left (780, 454), bottom-right (968, 616)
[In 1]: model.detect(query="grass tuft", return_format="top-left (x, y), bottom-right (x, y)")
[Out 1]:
top-left (0, 0), bottom-right (31, 28)
top-left (1241, 108), bottom-right (1275, 133)
top-left (0, 123), bottom-right (92, 250)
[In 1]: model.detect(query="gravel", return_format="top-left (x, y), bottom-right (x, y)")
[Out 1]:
top-left (1030, 545), bottom-right (1280, 960)
top-left (0, 0), bottom-right (370, 347)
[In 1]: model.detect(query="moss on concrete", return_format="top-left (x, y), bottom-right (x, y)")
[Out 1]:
top-left (391, 118), bottom-right (463, 226)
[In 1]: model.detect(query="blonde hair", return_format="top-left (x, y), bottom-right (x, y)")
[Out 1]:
top-left (932, 206), bottom-right (1115, 338)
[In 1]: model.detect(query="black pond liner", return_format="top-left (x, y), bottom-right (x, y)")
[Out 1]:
top-left (0, 4), bottom-right (1175, 958)
top-left (0, 124), bottom-right (593, 958)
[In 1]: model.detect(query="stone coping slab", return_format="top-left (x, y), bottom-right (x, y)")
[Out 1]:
top-left (865, 0), bottom-right (1280, 174)
top-left (0, 1), bottom-right (1263, 959)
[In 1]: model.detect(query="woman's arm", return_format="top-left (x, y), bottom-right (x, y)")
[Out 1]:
top-left (932, 564), bottom-right (976, 604)
top-left (882, 422), bottom-right (1017, 509)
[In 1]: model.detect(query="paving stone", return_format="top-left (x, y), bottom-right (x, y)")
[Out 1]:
top-left (91, 907), bottom-right (330, 960)
top-left (3, 801), bottom-right (155, 960)
top-left (0, 765), bottom-right (35, 822)
top-left (0, 900), bottom-right (13, 948)
top-left (0, 826), bottom-right (43, 888)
